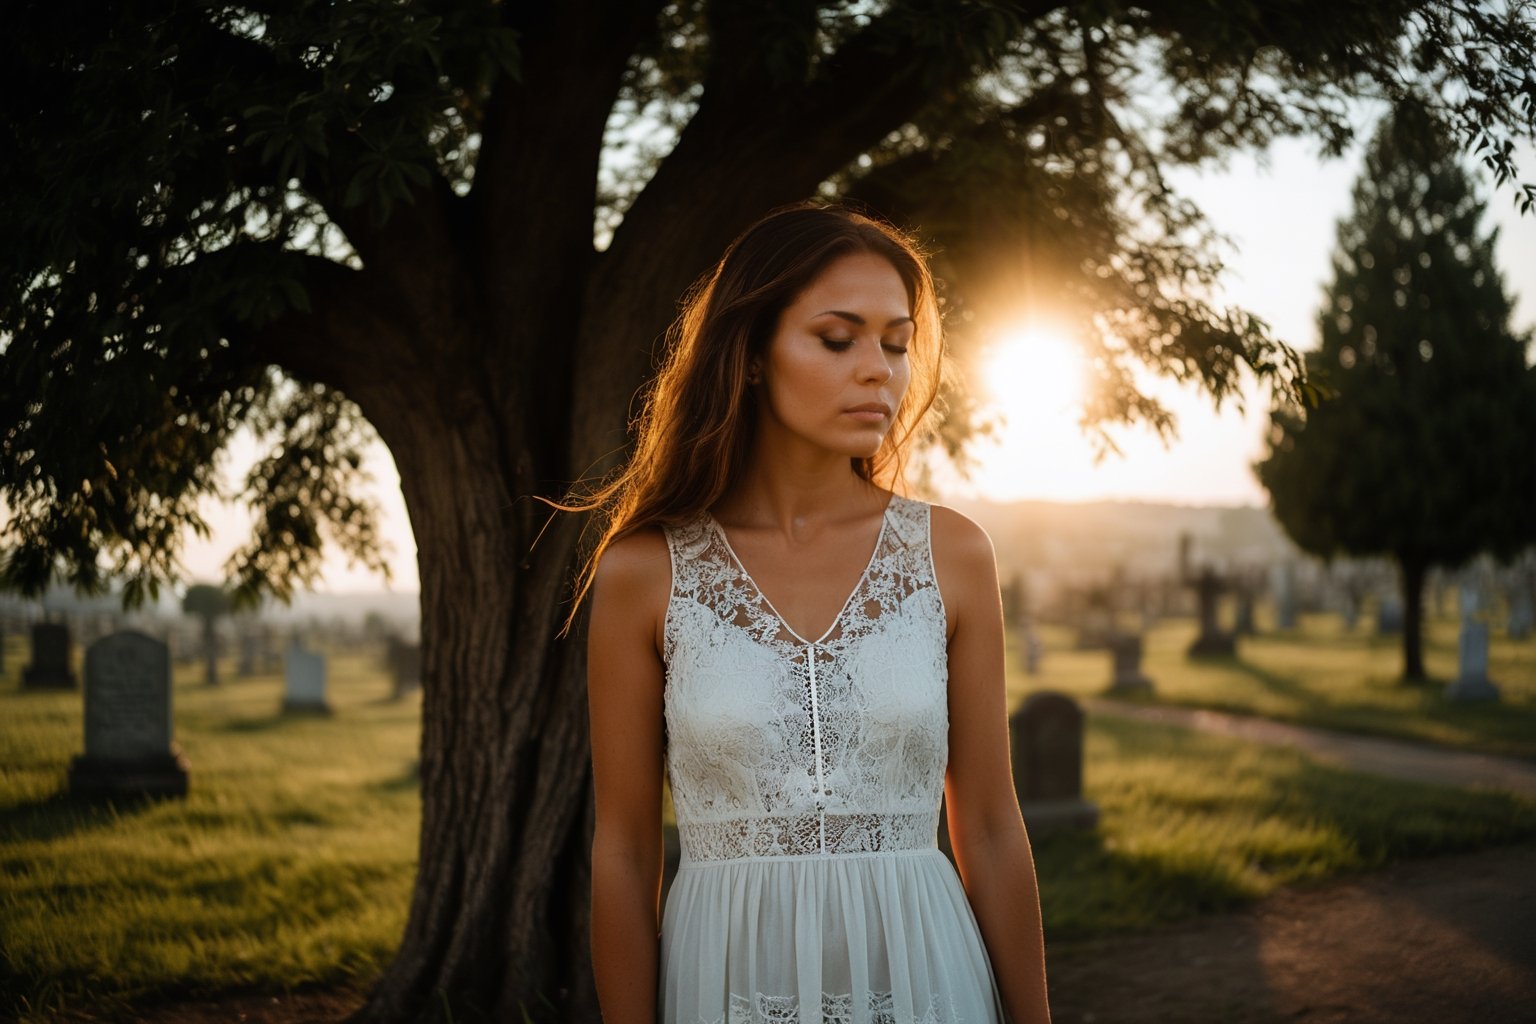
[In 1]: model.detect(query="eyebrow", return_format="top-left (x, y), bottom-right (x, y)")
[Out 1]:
top-left (814, 310), bottom-right (915, 328)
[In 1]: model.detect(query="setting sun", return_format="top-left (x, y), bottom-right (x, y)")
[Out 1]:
top-left (980, 325), bottom-right (1088, 436)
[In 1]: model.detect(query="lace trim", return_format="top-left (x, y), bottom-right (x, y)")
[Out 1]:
top-left (681, 990), bottom-right (950, 1024)
top-left (678, 811), bottom-right (938, 862)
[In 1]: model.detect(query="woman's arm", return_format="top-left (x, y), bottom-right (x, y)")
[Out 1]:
top-left (587, 529), bottom-right (671, 1024)
top-left (931, 506), bottom-right (1052, 1024)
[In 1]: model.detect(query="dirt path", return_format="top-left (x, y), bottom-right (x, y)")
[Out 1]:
top-left (1048, 840), bottom-right (1536, 1024)
top-left (83, 840), bottom-right (1536, 1024)
top-left (1085, 697), bottom-right (1536, 798)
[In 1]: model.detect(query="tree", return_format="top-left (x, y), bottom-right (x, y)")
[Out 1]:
top-left (181, 581), bottom-right (234, 685)
top-left (1255, 97), bottom-right (1536, 682)
top-left (3, 2), bottom-right (1535, 1020)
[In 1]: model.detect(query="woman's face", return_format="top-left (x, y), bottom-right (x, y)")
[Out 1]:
top-left (754, 251), bottom-right (914, 461)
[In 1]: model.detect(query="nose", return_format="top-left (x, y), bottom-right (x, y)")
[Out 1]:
top-left (857, 339), bottom-right (895, 384)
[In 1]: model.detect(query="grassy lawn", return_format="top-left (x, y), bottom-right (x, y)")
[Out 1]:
top-left (3, 627), bottom-right (1534, 1021)
top-left (1032, 713), bottom-right (1536, 940)
top-left (0, 637), bottom-right (421, 1023)
top-left (1012, 611), bottom-right (1536, 759)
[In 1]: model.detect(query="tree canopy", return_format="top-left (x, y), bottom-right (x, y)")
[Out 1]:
top-left (1255, 96), bottom-right (1536, 680)
top-left (4, 2), bottom-right (1536, 1020)
top-left (5, 1), bottom-right (1535, 610)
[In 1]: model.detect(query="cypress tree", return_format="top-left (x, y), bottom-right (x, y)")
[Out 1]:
top-left (1256, 98), bottom-right (1536, 682)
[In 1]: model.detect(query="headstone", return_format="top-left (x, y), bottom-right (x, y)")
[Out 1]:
top-left (1446, 586), bottom-right (1499, 701)
top-left (1187, 568), bottom-right (1236, 657)
top-left (1446, 619), bottom-right (1499, 701)
top-left (1270, 563), bottom-right (1298, 630)
top-left (1009, 692), bottom-right (1099, 832)
top-left (1023, 626), bottom-right (1043, 677)
top-left (1106, 633), bottom-right (1154, 694)
top-left (68, 631), bottom-right (190, 799)
top-left (387, 637), bottom-right (422, 700)
top-left (1375, 595), bottom-right (1404, 635)
top-left (1234, 588), bottom-right (1256, 636)
top-left (1074, 602), bottom-right (1116, 650)
top-left (1508, 589), bottom-right (1534, 640)
top-left (236, 629), bottom-right (257, 678)
top-left (23, 622), bottom-right (77, 690)
top-left (1341, 592), bottom-right (1360, 631)
top-left (283, 641), bottom-right (333, 714)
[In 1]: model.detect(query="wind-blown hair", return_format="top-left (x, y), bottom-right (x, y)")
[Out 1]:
top-left (565, 201), bottom-right (945, 624)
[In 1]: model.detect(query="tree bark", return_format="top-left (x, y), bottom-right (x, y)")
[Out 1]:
top-left (345, 387), bottom-right (598, 1024)
top-left (1400, 552), bottom-right (1427, 683)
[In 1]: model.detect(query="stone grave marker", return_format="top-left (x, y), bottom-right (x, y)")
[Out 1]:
top-left (1008, 692), bottom-right (1099, 832)
top-left (283, 640), bottom-right (333, 714)
top-left (1508, 589), bottom-right (1533, 640)
top-left (387, 636), bottom-right (422, 699)
top-left (1446, 586), bottom-right (1499, 702)
top-left (68, 631), bottom-right (190, 798)
top-left (1023, 625), bottom-right (1043, 677)
top-left (1233, 587), bottom-right (1256, 636)
top-left (1375, 595), bottom-right (1404, 635)
top-left (23, 622), bottom-right (77, 690)
top-left (236, 629), bottom-right (258, 678)
top-left (1186, 567), bottom-right (1236, 657)
top-left (1270, 563), bottom-right (1298, 630)
top-left (1106, 633), bottom-right (1154, 694)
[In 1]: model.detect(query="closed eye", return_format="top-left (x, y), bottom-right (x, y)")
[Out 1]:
top-left (821, 337), bottom-right (855, 351)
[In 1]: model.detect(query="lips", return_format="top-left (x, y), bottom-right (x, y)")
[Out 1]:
top-left (845, 402), bottom-right (892, 417)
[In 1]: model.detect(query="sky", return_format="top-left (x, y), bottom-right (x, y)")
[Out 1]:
top-left (178, 130), bottom-right (1536, 595)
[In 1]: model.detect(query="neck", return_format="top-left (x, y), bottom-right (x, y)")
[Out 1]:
top-left (716, 427), bottom-right (885, 538)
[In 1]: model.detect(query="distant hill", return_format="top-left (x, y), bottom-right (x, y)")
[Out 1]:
top-left (5, 499), bottom-right (1301, 627)
top-left (943, 497), bottom-right (1299, 581)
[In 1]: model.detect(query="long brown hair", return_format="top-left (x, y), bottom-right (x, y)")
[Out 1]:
top-left (564, 201), bottom-right (945, 624)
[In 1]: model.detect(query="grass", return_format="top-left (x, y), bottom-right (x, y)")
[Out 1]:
top-left (1012, 610), bottom-right (1536, 759)
top-left (0, 635), bottom-right (421, 1022)
top-left (1030, 713), bottom-right (1536, 940)
top-left (2, 624), bottom-right (1535, 1020)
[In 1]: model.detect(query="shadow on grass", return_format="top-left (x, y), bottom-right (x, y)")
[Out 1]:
top-left (0, 786), bottom-right (164, 844)
top-left (369, 761), bottom-right (421, 793)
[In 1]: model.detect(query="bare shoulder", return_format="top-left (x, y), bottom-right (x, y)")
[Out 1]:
top-left (928, 503), bottom-right (998, 574)
top-left (591, 526), bottom-right (671, 609)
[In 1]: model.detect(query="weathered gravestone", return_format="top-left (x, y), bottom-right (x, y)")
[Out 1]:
top-left (1022, 625), bottom-right (1043, 677)
top-left (68, 631), bottom-right (190, 799)
top-left (23, 622), bottom-right (77, 690)
top-left (283, 641), bottom-right (333, 714)
top-left (1233, 586), bottom-right (1256, 636)
top-left (236, 629), bottom-right (258, 678)
top-left (1009, 692), bottom-right (1099, 832)
top-left (1446, 588), bottom-right (1499, 702)
top-left (1106, 633), bottom-right (1154, 694)
top-left (1186, 568), bottom-right (1237, 657)
top-left (1375, 595), bottom-right (1404, 635)
top-left (1270, 562), bottom-right (1299, 630)
top-left (387, 636), bottom-right (422, 700)
top-left (1508, 588), bottom-right (1534, 640)
top-left (1074, 587), bottom-right (1117, 651)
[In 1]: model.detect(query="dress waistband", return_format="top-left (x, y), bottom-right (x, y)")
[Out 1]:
top-left (678, 811), bottom-right (939, 863)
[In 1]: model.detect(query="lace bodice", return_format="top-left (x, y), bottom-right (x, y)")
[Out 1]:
top-left (662, 495), bottom-right (949, 864)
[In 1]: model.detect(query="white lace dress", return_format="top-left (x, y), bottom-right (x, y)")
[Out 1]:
top-left (660, 495), bottom-right (1006, 1024)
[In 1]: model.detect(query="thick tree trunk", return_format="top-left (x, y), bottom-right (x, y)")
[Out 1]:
top-left (1400, 553), bottom-right (1428, 683)
top-left (346, 396), bottom-right (599, 1024)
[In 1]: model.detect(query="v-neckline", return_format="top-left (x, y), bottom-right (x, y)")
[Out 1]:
top-left (706, 497), bottom-right (895, 646)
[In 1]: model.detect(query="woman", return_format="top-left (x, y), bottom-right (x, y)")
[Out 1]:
top-left (581, 202), bottom-right (1051, 1024)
